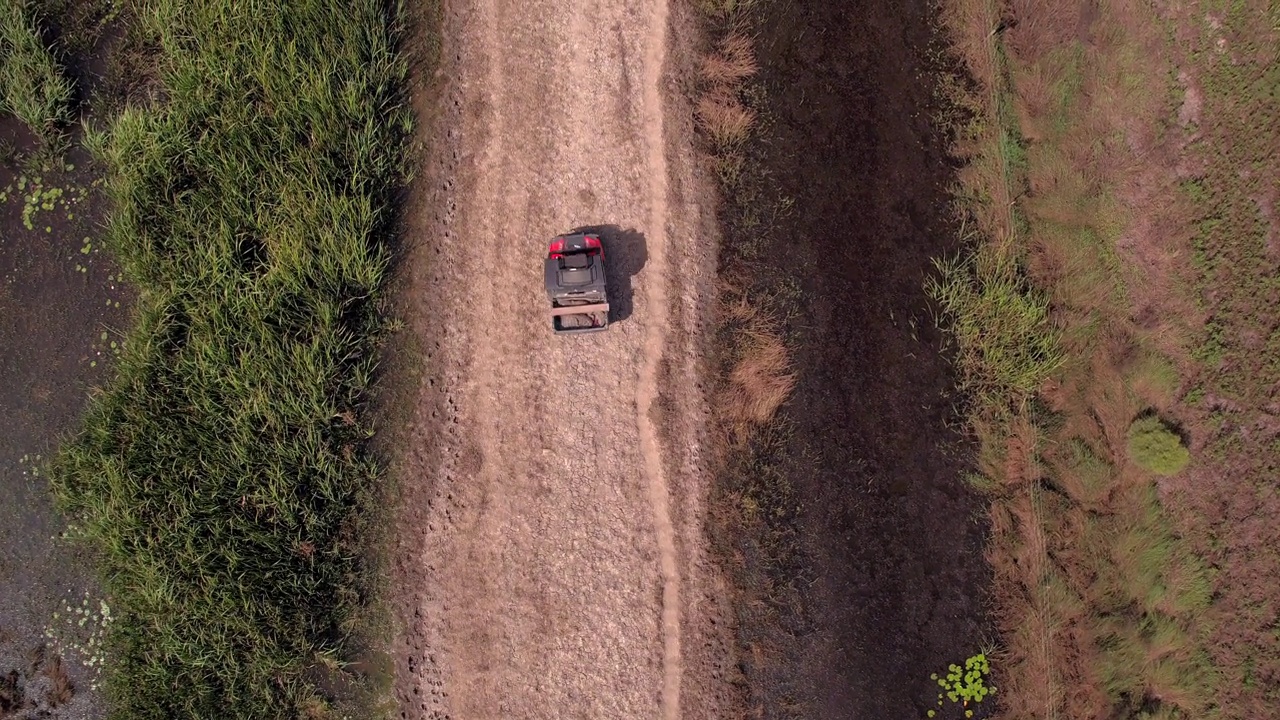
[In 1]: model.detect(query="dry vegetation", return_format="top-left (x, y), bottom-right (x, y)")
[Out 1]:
top-left (0, 645), bottom-right (75, 716)
top-left (924, 0), bottom-right (1280, 717)
top-left (719, 291), bottom-right (795, 441)
top-left (1158, 1), bottom-right (1280, 715)
top-left (691, 0), bottom-right (794, 455)
top-left (694, 0), bottom-right (803, 546)
top-left (696, 31), bottom-right (758, 151)
top-left (691, 1), bottom-right (810, 713)
top-left (694, 2), bottom-right (766, 191)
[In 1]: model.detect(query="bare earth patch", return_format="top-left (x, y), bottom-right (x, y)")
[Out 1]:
top-left (0, 131), bottom-right (125, 720)
top-left (707, 1), bottom-right (994, 718)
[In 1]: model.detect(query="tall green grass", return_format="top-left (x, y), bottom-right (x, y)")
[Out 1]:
top-left (51, 0), bottom-right (411, 717)
top-left (927, 239), bottom-right (1062, 420)
top-left (0, 0), bottom-right (74, 146)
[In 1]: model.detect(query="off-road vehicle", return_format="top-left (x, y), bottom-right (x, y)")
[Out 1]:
top-left (544, 232), bottom-right (609, 334)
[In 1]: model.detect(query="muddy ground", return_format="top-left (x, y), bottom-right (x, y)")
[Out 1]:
top-left (0, 117), bottom-right (128, 718)
top-left (0, 13), bottom-right (132, 716)
top-left (718, 0), bottom-right (993, 717)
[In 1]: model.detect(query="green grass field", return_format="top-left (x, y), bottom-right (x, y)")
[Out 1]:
top-left (49, 0), bottom-right (411, 717)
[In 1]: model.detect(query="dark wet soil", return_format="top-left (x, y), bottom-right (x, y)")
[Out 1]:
top-left (0, 4), bottom-right (143, 713)
top-left (0, 113), bottom-right (128, 717)
top-left (718, 1), bottom-right (993, 717)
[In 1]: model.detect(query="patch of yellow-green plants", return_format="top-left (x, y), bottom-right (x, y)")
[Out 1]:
top-left (927, 239), bottom-right (1062, 424)
top-left (43, 590), bottom-right (114, 692)
top-left (1, 170), bottom-right (89, 232)
top-left (926, 653), bottom-right (995, 718)
top-left (17, 452), bottom-right (43, 478)
top-left (1127, 415), bottom-right (1190, 476)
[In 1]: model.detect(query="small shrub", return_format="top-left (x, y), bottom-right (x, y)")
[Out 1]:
top-left (1126, 416), bottom-right (1190, 475)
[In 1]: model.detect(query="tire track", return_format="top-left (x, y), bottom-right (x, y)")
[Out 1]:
top-left (637, 0), bottom-right (682, 714)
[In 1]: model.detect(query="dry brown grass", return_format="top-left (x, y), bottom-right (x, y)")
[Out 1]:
top-left (696, 26), bottom-right (758, 150)
top-left (42, 655), bottom-right (72, 707)
top-left (715, 288), bottom-right (795, 443)
top-left (723, 325), bottom-right (794, 436)
top-left (696, 11), bottom-right (786, 438)
top-left (936, 0), bottom-right (999, 96)
top-left (697, 88), bottom-right (755, 148)
top-left (700, 32), bottom-right (757, 84)
top-left (936, 0), bottom-right (1227, 718)
top-left (0, 647), bottom-right (76, 714)
top-left (695, 9), bottom-right (801, 713)
top-left (1003, 0), bottom-right (1082, 63)
top-left (0, 669), bottom-right (22, 714)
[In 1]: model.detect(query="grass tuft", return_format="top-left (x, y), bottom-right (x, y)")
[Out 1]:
top-left (695, 0), bottom-right (760, 19)
top-left (696, 90), bottom-right (755, 148)
top-left (43, 655), bottom-right (74, 707)
top-left (700, 32), bottom-right (757, 85)
top-left (0, 0), bottom-right (74, 147)
top-left (928, 240), bottom-right (1063, 419)
top-left (49, 0), bottom-right (411, 717)
top-left (721, 313), bottom-right (795, 441)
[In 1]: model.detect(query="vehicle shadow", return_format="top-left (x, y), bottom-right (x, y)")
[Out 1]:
top-left (569, 225), bottom-right (647, 323)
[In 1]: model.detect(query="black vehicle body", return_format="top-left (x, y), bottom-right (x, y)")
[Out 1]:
top-left (544, 233), bottom-right (610, 334)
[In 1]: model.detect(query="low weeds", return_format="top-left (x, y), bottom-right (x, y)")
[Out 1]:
top-left (692, 6), bottom-right (790, 454)
top-left (50, 0), bottom-right (411, 717)
top-left (693, 0), bottom-right (809, 714)
top-left (0, 0), bottom-right (74, 148)
top-left (1167, 2), bottom-right (1280, 715)
top-left (935, 0), bottom-right (1219, 718)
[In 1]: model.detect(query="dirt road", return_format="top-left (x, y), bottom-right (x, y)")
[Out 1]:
top-left (389, 0), bottom-right (733, 717)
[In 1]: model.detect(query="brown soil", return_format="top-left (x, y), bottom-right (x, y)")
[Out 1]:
top-left (384, 0), bottom-right (736, 717)
top-left (714, 1), bottom-right (992, 718)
